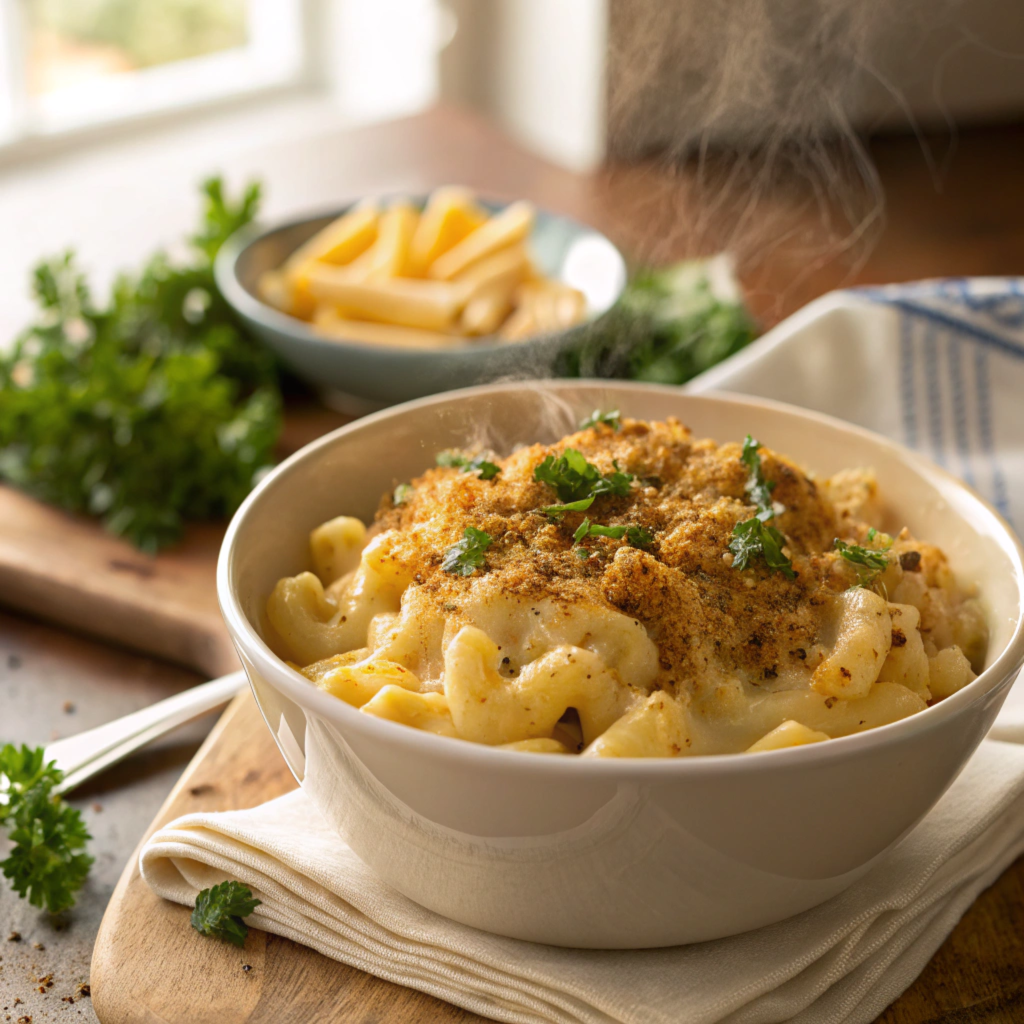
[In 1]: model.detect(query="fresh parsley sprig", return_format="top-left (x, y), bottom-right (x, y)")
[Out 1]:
top-left (834, 529), bottom-right (893, 589)
top-left (573, 518), bottom-right (653, 549)
top-left (579, 409), bottom-right (621, 431)
top-left (0, 177), bottom-right (280, 552)
top-left (0, 744), bottom-right (93, 914)
top-left (534, 448), bottom-right (633, 518)
top-left (436, 450), bottom-right (501, 480)
top-left (191, 880), bottom-right (261, 947)
top-left (728, 435), bottom-right (795, 579)
top-left (441, 527), bottom-right (493, 576)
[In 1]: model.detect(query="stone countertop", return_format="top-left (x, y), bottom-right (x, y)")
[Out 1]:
top-left (0, 610), bottom-right (214, 1023)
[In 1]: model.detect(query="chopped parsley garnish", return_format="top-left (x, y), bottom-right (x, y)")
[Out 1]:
top-left (0, 744), bottom-right (93, 914)
top-left (534, 448), bottom-right (632, 518)
top-left (730, 516), bottom-right (794, 578)
top-left (436, 450), bottom-right (501, 480)
top-left (738, 433), bottom-right (777, 511)
top-left (728, 435), bottom-right (795, 579)
top-left (191, 880), bottom-right (261, 947)
top-left (573, 517), bottom-right (653, 549)
top-left (579, 409), bottom-right (621, 431)
top-left (834, 530), bottom-right (893, 588)
top-left (393, 483), bottom-right (414, 505)
top-left (441, 526), bottom-right (493, 576)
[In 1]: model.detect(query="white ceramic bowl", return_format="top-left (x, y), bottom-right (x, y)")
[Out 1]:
top-left (218, 382), bottom-right (1024, 949)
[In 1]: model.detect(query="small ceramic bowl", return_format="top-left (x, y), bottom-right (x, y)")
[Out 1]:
top-left (217, 382), bottom-right (1024, 949)
top-left (215, 199), bottom-right (627, 410)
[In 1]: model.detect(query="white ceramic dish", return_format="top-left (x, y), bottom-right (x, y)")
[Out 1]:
top-left (218, 381), bottom-right (1024, 949)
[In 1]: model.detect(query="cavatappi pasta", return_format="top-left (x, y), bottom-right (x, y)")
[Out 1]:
top-left (266, 417), bottom-right (988, 757)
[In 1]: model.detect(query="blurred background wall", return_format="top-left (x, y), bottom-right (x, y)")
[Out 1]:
top-left (2, 0), bottom-right (1022, 171)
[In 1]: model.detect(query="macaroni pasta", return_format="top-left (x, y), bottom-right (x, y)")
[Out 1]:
top-left (266, 418), bottom-right (987, 757)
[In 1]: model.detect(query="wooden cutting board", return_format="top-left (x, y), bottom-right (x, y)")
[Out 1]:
top-left (0, 403), bottom-right (349, 679)
top-left (90, 687), bottom-right (486, 1024)
top-left (89, 690), bottom-right (1024, 1024)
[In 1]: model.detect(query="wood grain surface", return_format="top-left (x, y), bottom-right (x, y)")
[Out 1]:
top-left (90, 688), bottom-right (1024, 1024)
top-left (0, 402), bottom-right (347, 678)
top-left (90, 689), bottom-right (484, 1024)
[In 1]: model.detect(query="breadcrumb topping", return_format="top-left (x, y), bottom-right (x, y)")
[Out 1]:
top-left (372, 417), bottom-right (948, 692)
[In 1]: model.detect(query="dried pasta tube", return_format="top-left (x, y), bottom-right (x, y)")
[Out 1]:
top-left (305, 269), bottom-right (463, 330)
top-left (362, 201), bottom-right (419, 279)
top-left (408, 187), bottom-right (487, 275)
top-left (284, 202), bottom-right (379, 280)
top-left (428, 201), bottom-right (534, 280)
top-left (313, 312), bottom-right (460, 349)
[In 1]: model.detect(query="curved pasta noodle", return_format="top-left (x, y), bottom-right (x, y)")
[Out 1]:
top-left (582, 692), bottom-right (688, 758)
top-left (812, 588), bottom-right (892, 700)
top-left (267, 532), bottom-right (412, 664)
top-left (443, 626), bottom-right (642, 746)
top-left (266, 419), bottom-right (988, 757)
top-left (746, 720), bottom-right (831, 752)
top-left (877, 603), bottom-right (931, 700)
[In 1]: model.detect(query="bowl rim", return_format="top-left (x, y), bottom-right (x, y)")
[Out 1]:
top-left (213, 194), bottom-right (628, 359)
top-left (217, 380), bottom-right (1024, 777)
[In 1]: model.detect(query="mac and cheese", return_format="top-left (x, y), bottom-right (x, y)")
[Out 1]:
top-left (266, 417), bottom-right (987, 757)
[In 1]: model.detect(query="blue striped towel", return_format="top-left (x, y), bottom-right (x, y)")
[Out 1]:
top-left (690, 277), bottom-right (1023, 533)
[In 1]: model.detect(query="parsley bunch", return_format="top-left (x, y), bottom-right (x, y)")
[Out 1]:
top-left (558, 257), bottom-right (757, 384)
top-left (191, 880), bottom-right (261, 947)
top-left (0, 177), bottom-right (281, 552)
top-left (0, 744), bottom-right (93, 914)
top-left (728, 435), bottom-right (795, 579)
top-left (534, 448), bottom-right (633, 517)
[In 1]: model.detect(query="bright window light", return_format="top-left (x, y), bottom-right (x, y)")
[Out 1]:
top-left (0, 0), bottom-right (304, 146)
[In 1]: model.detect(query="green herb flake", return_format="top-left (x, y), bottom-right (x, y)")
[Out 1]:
top-left (727, 435), bottom-right (795, 579)
top-left (191, 880), bottom-right (262, 947)
top-left (834, 535), bottom-right (893, 589)
top-left (572, 517), bottom-right (654, 549)
top-left (534, 448), bottom-right (633, 517)
top-left (0, 744), bottom-right (93, 914)
top-left (441, 526), bottom-right (493, 576)
top-left (579, 409), bottom-right (621, 431)
top-left (393, 483), bottom-right (414, 505)
top-left (436, 450), bottom-right (501, 480)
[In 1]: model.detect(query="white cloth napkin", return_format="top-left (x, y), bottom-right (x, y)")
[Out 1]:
top-left (142, 277), bottom-right (1024, 1023)
top-left (142, 742), bottom-right (1024, 1024)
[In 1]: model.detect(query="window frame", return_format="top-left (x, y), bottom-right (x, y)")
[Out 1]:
top-left (0, 0), bottom-right (313, 157)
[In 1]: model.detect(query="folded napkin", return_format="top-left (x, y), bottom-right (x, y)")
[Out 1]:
top-left (142, 741), bottom-right (1024, 1024)
top-left (142, 277), bottom-right (1024, 1022)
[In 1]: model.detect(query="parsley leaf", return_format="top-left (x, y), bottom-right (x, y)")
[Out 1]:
top-left (393, 483), bottom-right (414, 505)
top-left (534, 448), bottom-right (632, 517)
top-left (0, 177), bottom-right (280, 552)
top-left (441, 527), bottom-right (493, 576)
top-left (0, 744), bottom-right (93, 914)
top-left (191, 880), bottom-right (261, 948)
top-left (572, 518), bottom-right (653, 549)
top-left (436, 450), bottom-right (501, 480)
top-left (729, 518), bottom-right (795, 578)
top-left (728, 435), bottom-right (794, 578)
top-left (834, 535), bottom-right (893, 589)
top-left (739, 434), bottom-right (776, 511)
top-left (579, 409), bottom-right (621, 431)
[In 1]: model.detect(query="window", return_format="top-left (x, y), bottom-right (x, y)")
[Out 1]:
top-left (0, 0), bottom-right (305, 146)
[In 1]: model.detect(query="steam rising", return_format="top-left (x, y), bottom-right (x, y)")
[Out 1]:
top-left (601, 0), bottom-right (961, 306)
